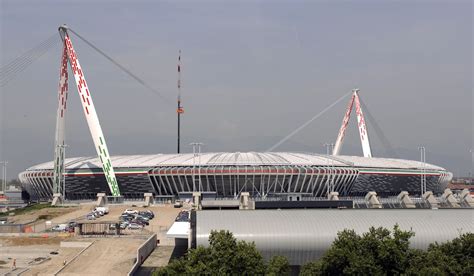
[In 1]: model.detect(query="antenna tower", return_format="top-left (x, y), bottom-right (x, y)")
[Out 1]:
top-left (177, 50), bottom-right (184, 153)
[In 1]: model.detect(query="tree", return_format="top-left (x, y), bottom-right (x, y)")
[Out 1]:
top-left (266, 255), bottom-right (290, 276)
top-left (405, 233), bottom-right (474, 276)
top-left (301, 226), bottom-right (474, 276)
top-left (154, 230), bottom-right (269, 275)
top-left (301, 225), bottom-right (415, 275)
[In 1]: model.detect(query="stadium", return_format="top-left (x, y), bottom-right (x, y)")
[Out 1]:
top-left (15, 30), bottom-right (454, 201)
top-left (19, 152), bottom-right (452, 200)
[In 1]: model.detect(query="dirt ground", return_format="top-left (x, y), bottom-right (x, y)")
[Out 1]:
top-left (1, 202), bottom-right (186, 275)
top-left (24, 247), bottom-right (83, 276)
top-left (1, 236), bottom-right (68, 246)
top-left (0, 236), bottom-right (81, 276)
top-left (58, 238), bottom-right (145, 276)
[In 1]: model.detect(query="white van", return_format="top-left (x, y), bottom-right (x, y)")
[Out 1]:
top-left (52, 224), bottom-right (67, 232)
top-left (94, 206), bottom-right (109, 214)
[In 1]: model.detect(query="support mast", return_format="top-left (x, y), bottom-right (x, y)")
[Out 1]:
top-left (332, 88), bottom-right (372, 158)
top-left (54, 25), bottom-right (121, 197)
top-left (353, 90), bottom-right (372, 157)
top-left (52, 40), bottom-right (69, 195)
top-left (332, 92), bottom-right (355, 156)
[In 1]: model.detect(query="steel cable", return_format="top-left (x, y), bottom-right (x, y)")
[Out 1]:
top-left (67, 28), bottom-right (172, 103)
top-left (359, 98), bottom-right (399, 158)
top-left (0, 33), bottom-right (57, 74)
top-left (0, 33), bottom-right (59, 87)
top-left (266, 92), bottom-right (352, 152)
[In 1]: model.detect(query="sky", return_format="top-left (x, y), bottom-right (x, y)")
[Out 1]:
top-left (0, 0), bottom-right (472, 179)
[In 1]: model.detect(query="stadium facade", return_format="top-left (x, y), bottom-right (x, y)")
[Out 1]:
top-left (19, 152), bottom-right (452, 200)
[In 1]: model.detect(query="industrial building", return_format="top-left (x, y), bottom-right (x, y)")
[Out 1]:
top-left (192, 209), bottom-right (474, 267)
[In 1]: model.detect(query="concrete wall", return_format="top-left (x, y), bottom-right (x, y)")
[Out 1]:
top-left (128, 233), bottom-right (157, 276)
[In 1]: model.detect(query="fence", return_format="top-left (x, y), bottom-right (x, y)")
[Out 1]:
top-left (0, 223), bottom-right (25, 233)
top-left (128, 233), bottom-right (157, 276)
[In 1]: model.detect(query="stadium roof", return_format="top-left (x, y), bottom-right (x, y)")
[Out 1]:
top-left (25, 152), bottom-right (446, 171)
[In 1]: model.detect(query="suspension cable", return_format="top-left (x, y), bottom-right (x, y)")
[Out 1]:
top-left (359, 98), bottom-right (399, 158)
top-left (0, 33), bottom-right (59, 87)
top-left (67, 28), bottom-right (172, 103)
top-left (266, 92), bottom-right (351, 152)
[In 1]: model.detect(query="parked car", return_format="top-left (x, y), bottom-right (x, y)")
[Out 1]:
top-left (86, 213), bottom-right (96, 220)
top-left (136, 215), bottom-right (149, 221)
top-left (175, 210), bottom-right (190, 222)
top-left (123, 209), bottom-right (138, 215)
top-left (127, 223), bottom-right (143, 230)
top-left (138, 211), bottom-right (154, 219)
top-left (133, 218), bottom-right (149, 226)
top-left (143, 210), bottom-right (154, 217)
top-left (65, 221), bottom-right (77, 232)
top-left (120, 214), bottom-right (134, 221)
top-left (174, 201), bottom-right (183, 208)
top-left (65, 226), bottom-right (75, 233)
top-left (119, 222), bottom-right (129, 229)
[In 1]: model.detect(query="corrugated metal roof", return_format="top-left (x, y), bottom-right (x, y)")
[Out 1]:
top-left (25, 152), bottom-right (446, 171)
top-left (195, 209), bottom-right (474, 265)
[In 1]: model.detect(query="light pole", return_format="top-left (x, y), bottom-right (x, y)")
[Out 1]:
top-left (0, 161), bottom-right (7, 193)
top-left (190, 143), bottom-right (203, 192)
top-left (324, 143), bottom-right (335, 196)
top-left (60, 144), bottom-right (68, 200)
top-left (418, 146), bottom-right (426, 196)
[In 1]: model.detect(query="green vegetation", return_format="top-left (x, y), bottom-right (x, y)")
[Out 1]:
top-left (266, 255), bottom-right (290, 276)
top-left (301, 226), bottom-right (473, 276)
top-left (155, 227), bottom-right (473, 276)
top-left (37, 214), bottom-right (52, 220)
top-left (0, 202), bottom-right (54, 217)
top-left (154, 230), bottom-right (288, 276)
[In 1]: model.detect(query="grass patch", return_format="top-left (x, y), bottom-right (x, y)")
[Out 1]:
top-left (0, 203), bottom-right (55, 217)
top-left (38, 214), bottom-right (52, 220)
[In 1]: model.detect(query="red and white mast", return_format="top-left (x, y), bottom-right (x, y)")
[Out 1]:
top-left (53, 25), bottom-right (121, 197)
top-left (353, 89), bottom-right (372, 157)
top-left (332, 92), bottom-right (355, 156)
top-left (332, 88), bottom-right (372, 158)
top-left (52, 41), bottom-right (69, 195)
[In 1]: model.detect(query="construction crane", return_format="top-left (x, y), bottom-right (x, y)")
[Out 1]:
top-left (332, 89), bottom-right (373, 158)
top-left (52, 25), bottom-right (121, 198)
